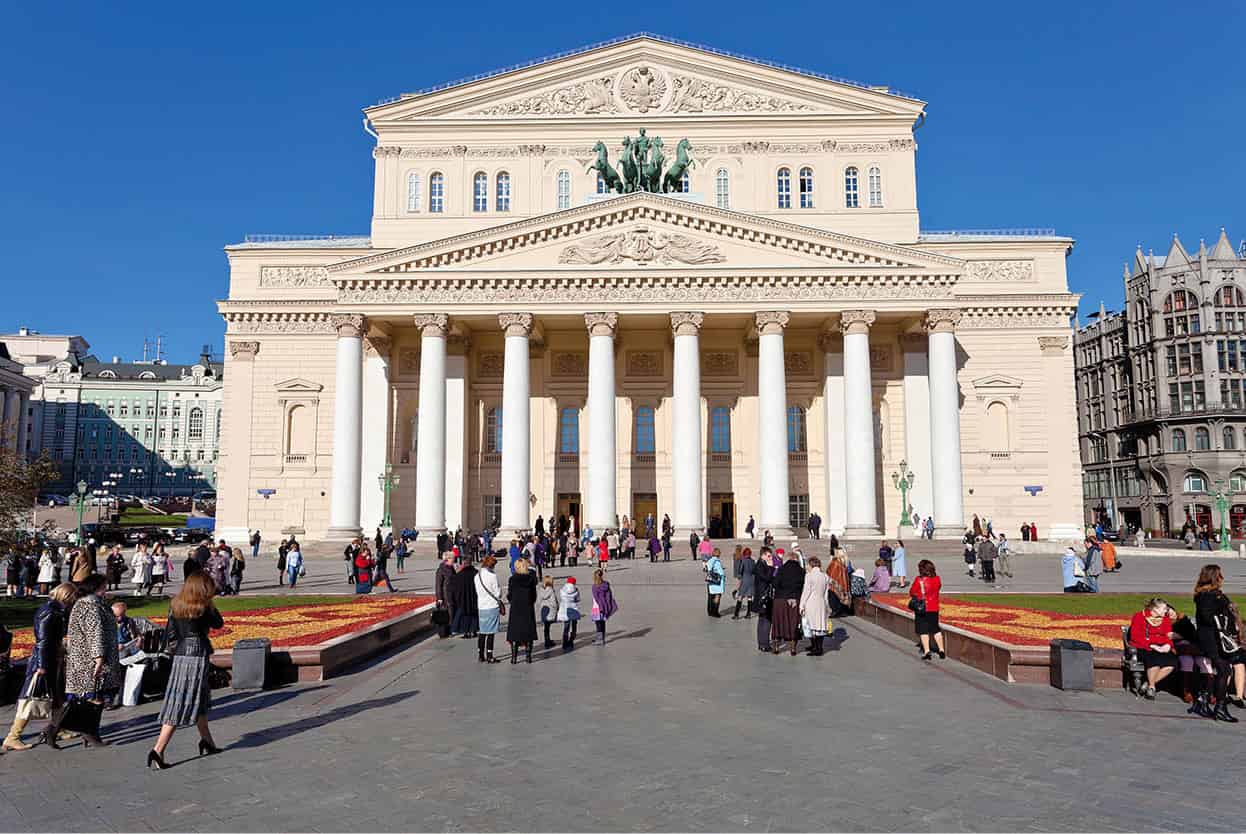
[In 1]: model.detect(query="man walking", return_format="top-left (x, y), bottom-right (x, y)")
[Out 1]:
top-left (745, 515), bottom-right (756, 538)
top-left (250, 530), bottom-right (262, 558)
top-left (689, 530), bottom-right (700, 561)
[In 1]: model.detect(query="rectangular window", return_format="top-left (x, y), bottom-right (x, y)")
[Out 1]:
top-left (710, 407), bottom-right (731, 453)
top-left (788, 494), bottom-right (810, 531)
top-left (482, 495), bottom-right (502, 527)
top-left (119, 404), bottom-right (128, 417)
top-left (635, 407), bottom-right (656, 454)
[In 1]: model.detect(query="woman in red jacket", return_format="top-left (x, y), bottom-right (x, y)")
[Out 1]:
top-left (354, 547), bottom-right (376, 594)
top-left (910, 559), bottom-right (946, 661)
top-left (1128, 598), bottom-right (1177, 699)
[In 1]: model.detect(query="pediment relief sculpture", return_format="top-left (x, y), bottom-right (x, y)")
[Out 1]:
top-left (668, 74), bottom-right (815, 113)
top-left (559, 228), bottom-right (726, 266)
top-left (470, 76), bottom-right (618, 116)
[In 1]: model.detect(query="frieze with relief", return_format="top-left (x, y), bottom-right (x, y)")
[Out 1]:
top-left (869, 346), bottom-right (893, 371)
top-left (668, 74), bottom-right (815, 113)
top-left (559, 229), bottom-right (726, 265)
top-left (784, 352), bottom-right (813, 376)
top-left (551, 352), bottom-right (587, 377)
top-left (477, 352), bottom-right (505, 378)
top-left (626, 351), bottom-right (663, 377)
top-left (399, 349), bottom-right (420, 374)
top-left (258, 266), bottom-right (332, 289)
top-left (470, 77), bottom-right (618, 116)
top-left (964, 260), bottom-right (1035, 282)
top-left (702, 351), bottom-right (739, 377)
top-left (226, 317), bottom-right (337, 334)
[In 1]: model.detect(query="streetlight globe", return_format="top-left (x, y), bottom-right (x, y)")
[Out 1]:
top-left (392, 474), bottom-right (401, 486)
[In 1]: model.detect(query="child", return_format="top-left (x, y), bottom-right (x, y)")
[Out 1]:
top-left (597, 537), bottom-right (609, 572)
top-left (559, 576), bottom-right (581, 650)
top-left (590, 569), bottom-right (618, 646)
top-left (537, 575), bottom-right (559, 649)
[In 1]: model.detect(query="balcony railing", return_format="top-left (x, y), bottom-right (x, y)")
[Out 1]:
top-left (633, 453), bottom-right (656, 464)
top-left (709, 452), bottom-right (731, 465)
top-left (557, 453), bottom-right (579, 465)
top-left (283, 454), bottom-right (309, 465)
top-left (481, 452), bottom-right (501, 465)
top-left (1125, 403), bottom-right (1246, 422)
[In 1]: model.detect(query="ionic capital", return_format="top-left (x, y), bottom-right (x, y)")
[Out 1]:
top-left (584, 312), bottom-right (619, 338)
top-left (1038, 335), bottom-right (1070, 354)
top-left (925, 309), bottom-right (963, 333)
top-left (329, 313), bottom-right (365, 339)
top-left (755, 311), bottom-right (790, 336)
top-left (498, 312), bottom-right (534, 338)
top-left (228, 340), bottom-right (260, 360)
top-left (839, 310), bottom-right (876, 335)
top-left (413, 313), bottom-right (449, 337)
top-left (670, 312), bottom-right (704, 337)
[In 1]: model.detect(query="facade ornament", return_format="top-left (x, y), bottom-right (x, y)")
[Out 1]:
top-left (477, 352), bottom-right (505, 378)
top-left (617, 66), bottom-right (667, 113)
top-left (498, 312), bottom-right (534, 337)
top-left (363, 335), bottom-right (392, 357)
top-left (670, 312), bottom-right (704, 336)
top-left (470, 77), bottom-right (617, 116)
top-left (399, 348), bottom-right (420, 374)
top-left (372, 146), bottom-right (402, 158)
top-left (518, 144), bottom-right (547, 156)
top-left (925, 309), bottom-right (963, 332)
top-left (965, 260), bottom-right (1034, 283)
top-left (412, 313), bottom-right (449, 336)
top-left (626, 350), bottom-right (663, 377)
top-left (784, 351), bottom-right (813, 375)
top-left (259, 266), bottom-right (331, 288)
top-left (551, 352), bottom-right (587, 377)
top-left (1038, 335), bottom-right (1070, 353)
top-left (329, 313), bottom-right (365, 338)
top-left (559, 228), bottom-right (725, 265)
top-left (228, 340), bottom-right (260, 359)
top-left (701, 350), bottom-right (739, 376)
top-left (839, 310), bottom-right (877, 335)
top-left (667, 75), bottom-right (815, 113)
top-left (741, 141), bottom-right (771, 154)
top-left (755, 311), bottom-right (791, 335)
top-left (584, 312), bottom-right (619, 337)
top-left (817, 331), bottom-right (842, 354)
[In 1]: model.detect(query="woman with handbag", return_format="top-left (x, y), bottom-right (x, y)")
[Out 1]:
top-left (537, 575), bottom-right (560, 649)
top-left (45, 574), bottom-right (121, 748)
top-left (147, 571), bottom-right (224, 769)
top-left (704, 548), bottom-right (726, 618)
top-left (474, 555), bottom-right (503, 663)
top-left (1192, 564), bottom-right (1239, 722)
top-left (910, 559), bottom-right (946, 661)
top-left (506, 558), bottom-right (538, 664)
top-left (752, 548), bottom-right (777, 652)
top-left (3, 583), bottom-right (77, 751)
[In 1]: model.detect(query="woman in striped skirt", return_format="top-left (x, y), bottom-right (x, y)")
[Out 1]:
top-left (147, 572), bottom-right (223, 769)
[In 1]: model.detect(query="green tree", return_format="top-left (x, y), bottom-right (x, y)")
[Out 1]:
top-left (0, 444), bottom-right (59, 552)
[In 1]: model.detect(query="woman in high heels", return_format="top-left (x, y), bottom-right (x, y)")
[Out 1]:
top-left (148, 572), bottom-right (224, 769)
top-left (45, 574), bottom-right (121, 748)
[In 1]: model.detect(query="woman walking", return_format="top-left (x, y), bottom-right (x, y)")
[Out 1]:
top-left (911, 559), bottom-right (947, 661)
top-left (228, 548), bottom-right (246, 595)
top-left (590, 570), bottom-right (618, 646)
top-left (506, 558), bottom-right (538, 663)
top-left (285, 543), bottom-right (303, 587)
top-left (771, 549), bottom-right (805, 656)
top-left (3, 583), bottom-right (76, 751)
top-left (150, 543), bottom-right (171, 595)
top-left (37, 550), bottom-right (56, 596)
top-left (46, 575), bottom-right (121, 748)
top-left (353, 546), bottom-right (375, 594)
top-left (1191, 564), bottom-right (1239, 721)
top-left (147, 572), bottom-right (224, 769)
top-left (559, 576), bottom-right (581, 650)
top-left (537, 575), bottom-right (560, 649)
top-left (131, 545), bottom-right (153, 595)
top-left (732, 547), bottom-right (755, 620)
top-left (752, 548), bottom-right (777, 652)
top-left (799, 556), bottom-right (829, 656)
top-left (474, 555), bottom-right (503, 663)
top-left (705, 548), bottom-right (726, 618)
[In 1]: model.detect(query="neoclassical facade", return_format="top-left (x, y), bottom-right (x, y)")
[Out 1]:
top-left (215, 35), bottom-right (1082, 543)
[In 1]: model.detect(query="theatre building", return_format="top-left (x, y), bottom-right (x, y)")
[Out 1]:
top-left (215, 34), bottom-right (1082, 543)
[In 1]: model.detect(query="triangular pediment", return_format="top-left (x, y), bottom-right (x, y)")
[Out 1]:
top-left (328, 193), bottom-right (964, 278)
top-left (367, 35), bottom-right (924, 122)
top-left (274, 377), bottom-right (324, 394)
top-left (972, 374), bottom-right (1024, 394)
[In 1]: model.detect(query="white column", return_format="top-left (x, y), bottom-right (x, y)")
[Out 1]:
top-left (841, 310), bottom-right (881, 537)
top-left (927, 310), bottom-right (965, 538)
top-left (445, 352), bottom-right (468, 532)
top-left (821, 333), bottom-right (847, 537)
top-left (327, 314), bottom-right (365, 540)
top-left (585, 313), bottom-right (618, 531)
top-left (14, 392), bottom-right (29, 457)
top-left (902, 333), bottom-right (934, 528)
top-left (359, 334), bottom-right (392, 533)
top-left (671, 312), bottom-right (704, 535)
top-left (413, 314), bottom-right (448, 535)
top-left (756, 311), bottom-right (793, 537)
top-left (1, 386), bottom-right (17, 449)
top-left (215, 340), bottom-right (259, 545)
top-left (498, 313), bottom-right (533, 538)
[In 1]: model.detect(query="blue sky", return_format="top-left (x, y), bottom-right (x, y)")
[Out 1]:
top-left (3, 0), bottom-right (1243, 362)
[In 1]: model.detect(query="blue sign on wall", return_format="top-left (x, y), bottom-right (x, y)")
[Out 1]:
top-left (1023, 485), bottom-right (1043, 496)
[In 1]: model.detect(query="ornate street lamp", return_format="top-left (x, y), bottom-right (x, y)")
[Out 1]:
top-left (891, 459), bottom-right (916, 529)
top-left (1214, 479), bottom-right (1232, 552)
top-left (378, 464), bottom-right (401, 528)
top-left (73, 480), bottom-right (89, 545)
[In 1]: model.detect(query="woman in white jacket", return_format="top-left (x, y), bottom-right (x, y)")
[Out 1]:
top-left (36, 550), bottom-right (57, 594)
top-left (474, 555), bottom-right (503, 663)
top-left (558, 576), bottom-right (581, 651)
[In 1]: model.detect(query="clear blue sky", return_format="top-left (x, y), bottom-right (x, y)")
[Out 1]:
top-left (4, 0), bottom-right (1243, 362)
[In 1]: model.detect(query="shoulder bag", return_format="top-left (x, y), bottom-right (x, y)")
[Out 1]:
top-left (16, 674), bottom-right (53, 721)
top-left (480, 575), bottom-right (506, 615)
top-left (907, 579), bottom-right (927, 615)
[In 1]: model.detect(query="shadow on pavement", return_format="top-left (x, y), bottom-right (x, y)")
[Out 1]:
top-left (101, 685), bottom-right (330, 747)
top-left (228, 690), bottom-right (419, 749)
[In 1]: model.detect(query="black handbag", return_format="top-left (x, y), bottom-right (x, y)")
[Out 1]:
top-left (431, 607), bottom-right (450, 626)
top-left (57, 697), bottom-right (104, 735)
top-left (907, 579), bottom-right (927, 614)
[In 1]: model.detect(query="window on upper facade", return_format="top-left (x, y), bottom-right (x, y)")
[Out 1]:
top-left (188, 408), bottom-right (204, 441)
top-left (559, 407), bottom-right (579, 455)
top-left (429, 172), bottom-right (444, 213)
top-left (1216, 286), bottom-right (1245, 307)
top-left (868, 166), bottom-right (883, 207)
top-left (495, 172), bottom-right (511, 211)
top-left (1225, 426), bottom-right (1237, 450)
top-left (596, 173), bottom-right (607, 194)
top-left (485, 407), bottom-right (502, 454)
top-left (844, 167), bottom-right (860, 208)
top-left (1231, 471), bottom-right (1246, 493)
top-left (1195, 427), bottom-right (1211, 450)
top-left (787, 406), bottom-right (808, 453)
top-left (1171, 428), bottom-right (1186, 451)
top-left (776, 167), bottom-right (791, 209)
top-left (635, 407), bottom-right (656, 454)
top-left (473, 172), bottom-right (488, 212)
top-left (715, 168), bottom-right (729, 209)
top-left (556, 170), bottom-right (571, 209)
top-left (710, 407), bottom-right (731, 453)
top-left (1183, 471), bottom-right (1208, 493)
top-left (406, 172), bottom-right (422, 212)
top-left (798, 167), bottom-right (814, 208)
top-left (679, 171), bottom-right (690, 193)
top-left (1163, 289), bottom-right (1200, 336)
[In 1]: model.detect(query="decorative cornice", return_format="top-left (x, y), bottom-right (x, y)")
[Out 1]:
top-left (925, 309), bottom-right (963, 333)
top-left (413, 313), bottom-right (449, 337)
top-left (221, 311), bottom-right (338, 334)
top-left (584, 312), bottom-right (619, 338)
top-left (228, 341), bottom-right (260, 359)
top-left (755, 311), bottom-right (791, 335)
top-left (373, 146), bottom-right (402, 159)
top-left (258, 266), bottom-right (332, 289)
top-left (329, 313), bottom-right (365, 338)
top-left (498, 312), bottom-right (534, 338)
top-left (839, 310), bottom-right (876, 335)
top-left (670, 311), bottom-right (704, 336)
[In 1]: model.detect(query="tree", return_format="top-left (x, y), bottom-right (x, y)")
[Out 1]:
top-left (0, 443), bottom-right (59, 552)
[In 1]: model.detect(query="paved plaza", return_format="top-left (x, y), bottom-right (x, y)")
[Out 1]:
top-left (2, 550), bottom-right (1244, 832)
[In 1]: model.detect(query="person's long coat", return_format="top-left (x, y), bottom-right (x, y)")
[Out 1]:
top-left (21, 599), bottom-right (68, 704)
top-left (447, 566), bottom-right (478, 615)
top-left (737, 555), bottom-right (756, 599)
top-left (434, 561), bottom-right (454, 604)
top-left (64, 595), bottom-right (122, 696)
top-left (506, 572), bottom-right (538, 643)
top-left (799, 570), bottom-right (830, 632)
top-left (752, 559), bottom-right (775, 616)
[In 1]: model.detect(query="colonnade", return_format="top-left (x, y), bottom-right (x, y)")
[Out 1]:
top-left (0, 383), bottom-right (30, 455)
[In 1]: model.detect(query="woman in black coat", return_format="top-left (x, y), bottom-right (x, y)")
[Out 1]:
top-left (752, 548), bottom-right (776, 652)
top-left (771, 549), bottom-right (806, 656)
top-left (447, 560), bottom-right (478, 639)
top-left (3, 583), bottom-right (77, 751)
top-left (1192, 564), bottom-right (1239, 722)
top-left (506, 559), bottom-right (539, 664)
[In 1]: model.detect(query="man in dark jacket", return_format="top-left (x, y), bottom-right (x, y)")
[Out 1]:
top-left (689, 531), bottom-right (700, 561)
top-left (344, 538), bottom-right (362, 584)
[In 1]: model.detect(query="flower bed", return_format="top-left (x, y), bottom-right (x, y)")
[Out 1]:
top-left (872, 593), bottom-right (1124, 649)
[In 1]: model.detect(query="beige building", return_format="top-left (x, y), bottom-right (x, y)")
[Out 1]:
top-left (215, 34), bottom-right (1082, 544)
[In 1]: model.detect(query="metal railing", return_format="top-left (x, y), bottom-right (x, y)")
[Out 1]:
top-left (1126, 404), bottom-right (1246, 422)
top-left (557, 453), bottom-right (579, 465)
top-left (283, 454), bottom-right (309, 465)
top-left (709, 452), bottom-right (731, 465)
top-left (919, 228), bottom-right (1058, 240)
top-left (243, 234), bottom-right (368, 244)
top-left (481, 453), bottom-right (501, 466)
top-left (633, 453), bottom-right (656, 464)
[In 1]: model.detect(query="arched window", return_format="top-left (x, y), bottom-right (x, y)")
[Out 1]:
top-left (187, 408), bottom-right (204, 441)
top-left (679, 170), bottom-right (690, 193)
top-left (1162, 289), bottom-right (1200, 336)
top-left (406, 172), bottom-right (422, 212)
top-left (776, 167), bottom-right (791, 209)
top-left (472, 171), bottom-right (488, 212)
top-left (798, 167), bottom-right (814, 208)
top-left (428, 172), bottom-right (444, 213)
top-left (786, 406), bottom-right (807, 453)
top-left (495, 172), bottom-right (511, 211)
top-left (1231, 470), bottom-right (1246, 493)
top-left (1226, 426), bottom-right (1237, 450)
top-left (715, 167), bottom-right (729, 209)
top-left (1184, 470), bottom-right (1209, 493)
top-left (285, 405), bottom-right (311, 455)
top-left (559, 407), bottom-right (579, 454)
top-left (556, 169), bottom-right (571, 210)
top-left (596, 173), bottom-right (607, 194)
top-left (635, 406), bottom-right (656, 454)
top-left (1216, 286), bottom-right (1245, 307)
top-left (710, 406), bottom-right (731, 453)
top-left (844, 167), bottom-right (860, 208)
top-left (1171, 428), bottom-right (1186, 451)
top-left (984, 402), bottom-right (1010, 451)
top-left (1195, 426), bottom-right (1211, 450)
top-left (485, 407), bottom-right (502, 453)
top-left (868, 166), bottom-right (883, 207)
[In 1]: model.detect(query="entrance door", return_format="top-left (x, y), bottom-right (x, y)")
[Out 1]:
top-left (710, 493), bottom-right (735, 538)
top-left (632, 493), bottom-right (657, 536)
top-left (557, 493), bottom-right (581, 537)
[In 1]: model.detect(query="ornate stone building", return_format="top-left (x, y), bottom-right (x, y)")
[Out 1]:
top-left (215, 34), bottom-right (1082, 543)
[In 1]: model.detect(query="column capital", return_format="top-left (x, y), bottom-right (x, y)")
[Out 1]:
top-left (817, 331), bottom-right (842, 354)
top-left (925, 309), bottom-right (963, 333)
top-left (1038, 335), bottom-right (1070, 354)
top-left (498, 312), bottom-right (534, 338)
top-left (671, 312), bottom-right (704, 337)
top-left (228, 340), bottom-right (260, 360)
top-left (330, 313), bottom-right (365, 338)
top-left (839, 310), bottom-right (876, 335)
top-left (584, 312), bottom-right (619, 338)
top-left (413, 313), bottom-right (449, 337)
top-left (755, 311), bottom-right (790, 336)
top-left (363, 335), bottom-right (393, 357)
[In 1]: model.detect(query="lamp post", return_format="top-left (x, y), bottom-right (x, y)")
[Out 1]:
top-left (164, 470), bottom-right (176, 500)
top-left (129, 468), bottom-right (144, 501)
top-left (378, 464), bottom-right (400, 528)
top-left (73, 480), bottom-right (89, 545)
top-left (1214, 479), bottom-right (1231, 552)
top-left (890, 459), bottom-right (916, 531)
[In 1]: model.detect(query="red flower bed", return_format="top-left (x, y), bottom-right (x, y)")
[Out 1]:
top-left (872, 594), bottom-right (1123, 649)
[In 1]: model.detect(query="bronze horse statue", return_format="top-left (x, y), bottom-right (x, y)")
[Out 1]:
top-left (661, 138), bottom-right (695, 193)
top-left (589, 141), bottom-right (624, 195)
top-left (642, 136), bottom-right (665, 192)
top-left (618, 137), bottom-right (640, 193)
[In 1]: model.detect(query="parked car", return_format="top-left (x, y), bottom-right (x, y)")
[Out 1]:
top-left (39, 494), bottom-right (70, 507)
top-left (171, 526), bottom-right (212, 544)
